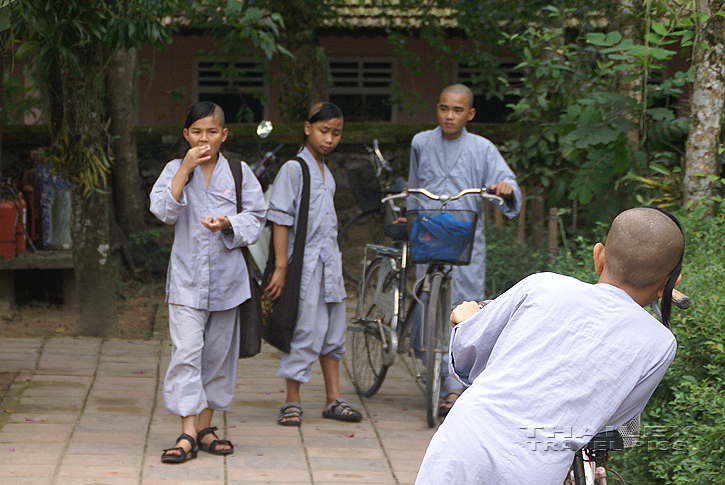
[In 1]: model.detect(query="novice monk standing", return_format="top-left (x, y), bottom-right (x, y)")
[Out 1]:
top-left (150, 102), bottom-right (266, 463)
top-left (407, 83), bottom-right (522, 415)
top-left (265, 102), bottom-right (362, 426)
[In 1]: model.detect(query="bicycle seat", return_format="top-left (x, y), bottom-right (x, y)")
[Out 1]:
top-left (384, 222), bottom-right (409, 241)
top-left (585, 430), bottom-right (624, 452)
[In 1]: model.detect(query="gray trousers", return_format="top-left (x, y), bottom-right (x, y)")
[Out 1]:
top-left (277, 263), bottom-right (346, 383)
top-left (164, 304), bottom-right (240, 417)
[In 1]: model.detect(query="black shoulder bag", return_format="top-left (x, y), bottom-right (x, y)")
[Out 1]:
top-left (261, 156), bottom-right (311, 354)
top-left (227, 158), bottom-right (263, 359)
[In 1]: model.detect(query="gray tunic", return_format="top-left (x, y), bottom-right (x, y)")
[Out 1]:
top-left (266, 147), bottom-right (346, 303)
top-left (149, 153), bottom-right (266, 311)
top-left (416, 273), bottom-right (677, 484)
top-left (409, 126), bottom-right (522, 305)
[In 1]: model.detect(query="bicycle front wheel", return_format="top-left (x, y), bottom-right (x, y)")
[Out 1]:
top-left (351, 257), bottom-right (395, 397)
top-left (425, 271), bottom-right (449, 428)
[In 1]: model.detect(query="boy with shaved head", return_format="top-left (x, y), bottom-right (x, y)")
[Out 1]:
top-left (415, 207), bottom-right (684, 485)
top-left (407, 84), bottom-right (522, 415)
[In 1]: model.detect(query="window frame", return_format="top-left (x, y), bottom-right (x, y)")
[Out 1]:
top-left (193, 57), bottom-right (269, 121)
top-left (328, 56), bottom-right (398, 122)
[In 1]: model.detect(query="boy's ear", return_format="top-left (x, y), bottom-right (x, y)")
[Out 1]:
top-left (303, 121), bottom-right (312, 137)
top-left (221, 127), bottom-right (228, 143)
top-left (467, 107), bottom-right (476, 122)
top-left (182, 128), bottom-right (190, 143)
top-left (593, 242), bottom-right (605, 275)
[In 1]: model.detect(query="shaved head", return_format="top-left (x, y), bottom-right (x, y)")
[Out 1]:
top-left (604, 208), bottom-right (684, 289)
top-left (441, 84), bottom-right (474, 109)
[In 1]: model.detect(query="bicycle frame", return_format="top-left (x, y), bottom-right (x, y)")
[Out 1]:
top-left (351, 187), bottom-right (505, 426)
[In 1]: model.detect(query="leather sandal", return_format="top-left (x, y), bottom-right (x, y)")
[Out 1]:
top-left (161, 433), bottom-right (198, 464)
top-left (278, 402), bottom-right (303, 427)
top-left (322, 398), bottom-right (362, 422)
top-left (197, 426), bottom-right (234, 455)
top-left (438, 388), bottom-right (464, 418)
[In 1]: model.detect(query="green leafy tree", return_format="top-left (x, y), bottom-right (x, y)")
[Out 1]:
top-left (9, 0), bottom-right (284, 336)
top-left (503, 6), bottom-right (693, 223)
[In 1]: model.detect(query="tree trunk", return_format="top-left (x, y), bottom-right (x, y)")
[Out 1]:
top-left (107, 47), bottom-right (145, 235)
top-left (71, 188), bottom-right (118, 337)
top-left (58, 42), bottom-right (118, 336)
top-left (684, 0), bottom-right (725, 205)
top-left (274, 0), bottom-right (326, 121)
top-left (616, 0), bottom-right (643, 150)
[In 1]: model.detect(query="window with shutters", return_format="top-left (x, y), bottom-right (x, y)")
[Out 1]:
top-left (195, 58), bottom-right (266, 123)
top-left (328, 58), bottom-right (397, 122)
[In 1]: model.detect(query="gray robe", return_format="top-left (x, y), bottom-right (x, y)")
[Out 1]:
top-left (416, 273), bottom-right (677, 484)
top-left (409, 126), bottom-right (521, 306)
top-left (150, 154), bottom-right (267, 311)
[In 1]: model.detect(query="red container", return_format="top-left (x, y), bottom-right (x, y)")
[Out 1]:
top-left (22, 182), bottom-right (36, 241)
top-left (0, 199), bottom-right (17, 258)
top-left (15, 197), bottom-right (27, 254)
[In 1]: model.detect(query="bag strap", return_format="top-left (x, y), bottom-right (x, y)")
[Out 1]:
top-left (226, 157), bottom-right (255, 275)
top-left (289, 156), bottom-right (311, 264)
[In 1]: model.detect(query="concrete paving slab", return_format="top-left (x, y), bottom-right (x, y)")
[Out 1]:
top-left (0, 301), bottom-right (443, 485)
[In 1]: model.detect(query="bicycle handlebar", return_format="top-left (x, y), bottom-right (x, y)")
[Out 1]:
top-left (672, 289), bottom-right (690, 309)
top-left (381, 187), bottom-right (505, 206)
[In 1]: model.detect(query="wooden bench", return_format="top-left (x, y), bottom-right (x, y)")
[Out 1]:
top-left (0, 251), bottom-right (76, 308)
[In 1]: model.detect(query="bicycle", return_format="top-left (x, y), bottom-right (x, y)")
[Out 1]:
top-left (349, 186), bottom-right (504, 428)
top-left (570, 289), bottom-right (691, 485)
top-left (337, 139), bottom-right (405, 288)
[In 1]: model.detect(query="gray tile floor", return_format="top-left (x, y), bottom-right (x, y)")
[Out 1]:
top-left (0, 303), bottom-right (437, 484)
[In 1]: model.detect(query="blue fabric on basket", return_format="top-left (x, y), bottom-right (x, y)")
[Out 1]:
top-left (410, 211), bottom-right (475, 263)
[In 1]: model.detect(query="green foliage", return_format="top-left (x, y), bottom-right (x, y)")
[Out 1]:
top-left (607, 202), bottom-right (725, 484)
top-left (8, 0), bottom-right (180, 197)
top-left (8, 0), bottom-right (286, 196)
top-left (2, 71), bottom-right (41, 123)
top-left (503, 6), bottom-right (695, 223)
top-left (127, 225), bottom-right (174, 278)
top-left (182, 0), bottom-right (288, 60)
top-left (484, 223), bottom-right (547, 298)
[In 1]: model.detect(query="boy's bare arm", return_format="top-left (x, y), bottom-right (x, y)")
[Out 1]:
top-left (170, 144), bottom-right (212, 201)
top-left (264, 223), bottom-right (289, 300)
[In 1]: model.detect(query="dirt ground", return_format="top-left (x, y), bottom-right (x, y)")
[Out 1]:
top-left (0, 278), bottom-right (165, 339)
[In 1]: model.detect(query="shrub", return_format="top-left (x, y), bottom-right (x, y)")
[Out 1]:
top-left (610, 204), bottom-right (725, 484)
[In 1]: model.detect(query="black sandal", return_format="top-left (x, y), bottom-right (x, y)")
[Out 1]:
top-left (278, 402), bottom-right (303, 427)
top-left (197, 426), bottom-right (234, 455)
top-left (161, 433), bottom-right (198, 464)
top-left (322, 398), bottom-right (362, 422)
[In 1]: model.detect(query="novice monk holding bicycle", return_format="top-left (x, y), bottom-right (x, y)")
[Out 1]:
top-left (415, 207), bottom-right (684, 485)
top-left (407, 83), bottom-right (522, 416)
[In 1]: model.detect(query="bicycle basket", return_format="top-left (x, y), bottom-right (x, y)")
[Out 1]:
top-left (346, 165), bottom-right (381, 214)
top-left (410, 209), bottom-right (478, 265)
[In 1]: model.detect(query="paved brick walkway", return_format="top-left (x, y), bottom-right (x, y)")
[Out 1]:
top-left (0, 304), bottom-right (436, 485)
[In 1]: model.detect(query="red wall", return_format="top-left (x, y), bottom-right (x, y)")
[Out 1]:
top-left (136, 32), bottom-right (471, 125)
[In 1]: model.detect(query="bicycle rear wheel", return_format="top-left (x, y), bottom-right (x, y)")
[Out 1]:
top-left (424, 271), bottom-right (449, 428)
top-left (351, 257), bottom-right (395, 397)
